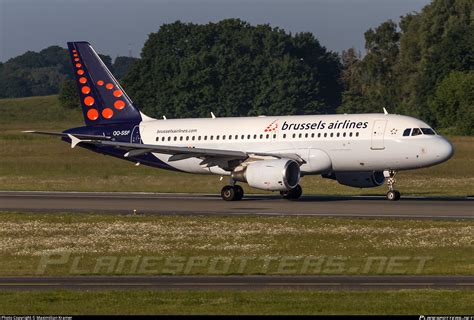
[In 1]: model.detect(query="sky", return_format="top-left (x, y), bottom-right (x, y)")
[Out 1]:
top-left (0, 0), bottom-right (431, 62)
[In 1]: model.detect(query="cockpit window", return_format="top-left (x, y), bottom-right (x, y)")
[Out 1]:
top-left (403, 128), bottom-right (411, 136)
top-left (421, 128), bottom-right (436, 135)
top-left (411, 128), bottom-right (422, 136)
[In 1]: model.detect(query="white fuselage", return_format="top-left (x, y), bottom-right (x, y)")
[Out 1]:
top-left (138, 113), bottom-right (454, 176)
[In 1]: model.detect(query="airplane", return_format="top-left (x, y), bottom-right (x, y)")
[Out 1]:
top-left (25, 41), bottom-right (454, 201)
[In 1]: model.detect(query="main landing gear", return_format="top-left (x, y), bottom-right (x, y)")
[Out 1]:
top-left (385, 170), bottom-right (401, 201)
top-left (280, 184), bottom-right (303, 200)
top-left (220, 183), bottom-right (303, 201)
top-left (221, 184), bottom-right (244, 201)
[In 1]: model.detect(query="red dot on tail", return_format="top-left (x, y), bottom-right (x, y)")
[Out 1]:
top-left (106, 83), bottom-right (114, 90)
top-left (84, 96), bottom-right (95, 106)
top-left (79, 77), bottom-right (87, 84)
top-left (87, 109), bottom-right (98, 121)
top-left (77, 69), bottom-right (84, 75)
top-left (81, 86), bottom-right (91, 94)
top-left (102, 108), bottom-right (114, 119)
top-left (113, 90), bottom-right (122, 97)
top-left (97, 80), bottom-right (104, 86)
top-left (114, 100), bottom-right (125, 110)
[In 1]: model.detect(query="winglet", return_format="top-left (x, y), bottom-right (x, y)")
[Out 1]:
top-left (383, 107), bottom-right (389, 115)
top-left (67, 134), bottom-right (82, 148)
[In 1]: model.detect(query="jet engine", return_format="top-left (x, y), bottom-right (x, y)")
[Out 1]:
top-left (324, 171), bottom-right (385, 188)
top-left (232, 159), bottom-right (300, 191)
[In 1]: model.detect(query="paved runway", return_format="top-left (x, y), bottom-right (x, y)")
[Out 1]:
top-left (0, 191), bottom-right (472, 219)
top-left (0, 275), bottom-right (471, 290)
top-left (1, 191), bottom-right (473, 219)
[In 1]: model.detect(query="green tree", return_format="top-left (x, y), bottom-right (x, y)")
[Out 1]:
top-left (428, 71), bottom-right (474, 135)
top-left (0, 46), bottom-right (117, 98)
top-left (124, 19), bottom-right (342, 118)
top-left (340, 0), bottom-right (473, 134)
top-left (113, 56), bottom-right (139, 79)
top-left (58, 79), bottom-right (80, 109)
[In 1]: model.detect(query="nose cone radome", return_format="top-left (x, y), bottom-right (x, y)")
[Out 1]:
top-left (435, 137), bottom-right (454, 164)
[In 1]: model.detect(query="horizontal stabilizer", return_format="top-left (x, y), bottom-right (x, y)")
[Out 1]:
top-left (22, 130), bottom-right (112, 141)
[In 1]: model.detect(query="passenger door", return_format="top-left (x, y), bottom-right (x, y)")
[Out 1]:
top-left (371, 120), bottom-right (387, 150)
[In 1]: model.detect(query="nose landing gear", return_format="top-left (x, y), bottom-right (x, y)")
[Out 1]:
top-left (385, 170), bottom-right (401, 201)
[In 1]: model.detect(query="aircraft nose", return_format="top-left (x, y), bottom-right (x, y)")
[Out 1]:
top-left (435, 137), bottom-right (454, 163)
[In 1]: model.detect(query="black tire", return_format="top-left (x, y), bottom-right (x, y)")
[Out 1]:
top-left (281, 184), bottom-right (302, 200)
top-left (386, 190), bottom-right (401, 201)
top-left (221, 185), bottom-right (237, 201)
top-left (234, 185), bottom-right (244, 201)
top-left (394, 190), bottom-right (401, 200)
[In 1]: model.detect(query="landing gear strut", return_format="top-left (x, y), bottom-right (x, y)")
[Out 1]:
top-left (221, 185), bottom-right (244, 201)
top-left (281, 184), bottom-right (303, 200)
top-left (385, 170), bottom-right (401, 201)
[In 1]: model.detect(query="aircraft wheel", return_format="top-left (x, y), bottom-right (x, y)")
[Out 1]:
top-left (221, 185), bottom-right (243, 201)
top-left (386, 190), bottom-right (401, 201)
top-left (281, 184), bottom-right (302, 200)
top-left (234, 185), bottom-right (244, 201)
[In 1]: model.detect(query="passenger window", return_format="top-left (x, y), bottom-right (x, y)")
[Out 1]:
top-left (192, 136), bottom-right (195, 141)
top-left (210, 136), bottom-right (214, 140)
top-left (336, 132), bottom-right (340, 137)
top-left (260, 134), bottom-right (263, 139)
top-left (343, 132), bottom-right (346, 137)
top-left (273, 134), bottom-right (276, 139)
top-left (292, 133), bottom-right (296, 138)
top-left (228, 135), bottom-right (232, 140)
top-left (305, 133), bottom-right (308, 138)
top-left (330, 133), bottom-right (333, 137)
top-left (356, 132), bottom-right (359, 137)
top-left (235, 135), bottom-right (239, 140)
top-left (253, 134), bottom-right (257, 139)
top-left (186, 136), bottom-right (189, 141)
top-left (403, 128), bottom-right (411, 136)
top-left (198, 136), bottom-right (201, 141)
top-left (283, 134), bottom-right (287, 139)
top-left (180, 136), bottom-right (183, 141)
top-left (412, 128), bottom-right (422, 136)
top-left (324, 133), bottom-right (327, 137)
top-left (299, 133), bottom-right (302, 138)
top-left (216, 135), bottom-right (220, 140)
top-left (204, 136), bottom-right (207, 141)
top-left (162, 137), bottom-right (165, 141)
top-left (241, 135), bottom-right (245, 140)
top-left (247, 135), bottom-right (251, 139)
top-left (167, 137), bottom-right (171, 141)
top-left (266, 134), bottom-right (269, 139)
top-left (223, 135), bottom-right (226, 140)
top-left (349, 132), bottom-right (353, 137)
top-left (156, 137), bottom-right (159, 141)
top-left (311, 133), bottom-right (315, 138)
top-left (318, 133), bottom-right (321, 138)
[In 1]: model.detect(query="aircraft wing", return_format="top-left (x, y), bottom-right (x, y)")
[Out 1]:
top-left (92, 139), bottom-right (305, 170)
top-left (24, 131), bottom-right (304, 170)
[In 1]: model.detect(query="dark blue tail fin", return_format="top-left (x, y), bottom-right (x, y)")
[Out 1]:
top-left (67, 41), bottom-right (142, 126)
